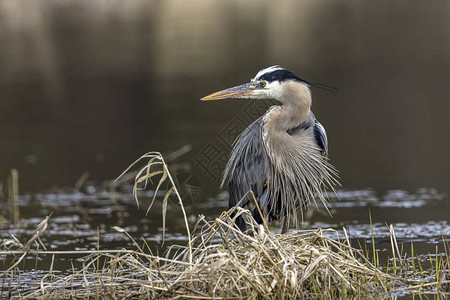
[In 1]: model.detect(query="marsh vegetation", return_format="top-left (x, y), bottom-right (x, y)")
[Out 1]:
top-left (1, 153), bottom-right (448, 298)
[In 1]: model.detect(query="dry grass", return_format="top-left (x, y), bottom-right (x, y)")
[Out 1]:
top-left (1, 152), bottom-right (449, 298)
top-left (2, 210), bottom-right (408, 299)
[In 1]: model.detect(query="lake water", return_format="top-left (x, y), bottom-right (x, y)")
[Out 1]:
top-left (1, 0), bottom-right (449, 296)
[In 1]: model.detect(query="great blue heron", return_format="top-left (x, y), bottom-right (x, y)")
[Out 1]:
top-left (201, 66), bottom-right (338, 233)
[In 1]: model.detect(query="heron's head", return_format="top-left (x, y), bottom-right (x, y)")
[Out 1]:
top-left (201, 65), bottom-right (312, 103)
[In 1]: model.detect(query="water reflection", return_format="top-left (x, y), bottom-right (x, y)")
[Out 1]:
top-left (0, 1), bottom-right (449, 210)
top-left (2, 3), bottom-right (450, 297)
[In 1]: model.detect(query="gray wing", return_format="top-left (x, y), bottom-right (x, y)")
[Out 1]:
top-left (222, 116), bottom-right (268, 209)
top-left (313, 119), bottom-right (328, 157)
top-left (287, 112), bottom-right (328, 157)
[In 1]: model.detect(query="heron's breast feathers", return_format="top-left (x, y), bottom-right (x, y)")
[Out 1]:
top-left (261, 112), bottom-right (338, 221)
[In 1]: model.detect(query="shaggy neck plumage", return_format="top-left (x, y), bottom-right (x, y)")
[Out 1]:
top-left (265, 81), bottom-right (312, 135)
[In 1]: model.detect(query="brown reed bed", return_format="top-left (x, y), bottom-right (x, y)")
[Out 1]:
top-left (1, 152), bottom-right (449, 298)
top-left (1, 211), bottom-right (407, 299)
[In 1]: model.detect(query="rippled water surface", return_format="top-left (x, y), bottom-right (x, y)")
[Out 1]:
top-left (1, 186), bottom-right (447, 265)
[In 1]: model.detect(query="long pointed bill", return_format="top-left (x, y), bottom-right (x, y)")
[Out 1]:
top-left (201, 82), bottom-right (255, 101)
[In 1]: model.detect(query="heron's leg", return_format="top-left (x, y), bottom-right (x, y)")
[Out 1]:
top-left (263, 206), bottom-right (269, 225)
top-left (261, 180), bottom-right (269, 226)
top-left (281, 217), bottom-right (289, 234)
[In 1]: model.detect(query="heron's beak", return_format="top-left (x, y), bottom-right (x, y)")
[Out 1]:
top-left (201, 82), bottom-right (255, 101)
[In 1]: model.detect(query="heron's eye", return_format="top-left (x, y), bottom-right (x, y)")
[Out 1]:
top-left (259, 81), bottom-right (266, 88)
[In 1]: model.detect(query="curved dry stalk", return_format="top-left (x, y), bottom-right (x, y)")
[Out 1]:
top-left (117, 152), bottom-right (193, 265)
top-left (1, 214), bottom-right (51, 275)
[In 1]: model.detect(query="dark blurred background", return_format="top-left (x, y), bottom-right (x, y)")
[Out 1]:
top-left (1, 0), bottom-right (449, 201)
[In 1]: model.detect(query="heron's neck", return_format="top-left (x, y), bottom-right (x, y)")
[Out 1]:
top-left (267, 82), bottom-right (312, 132)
